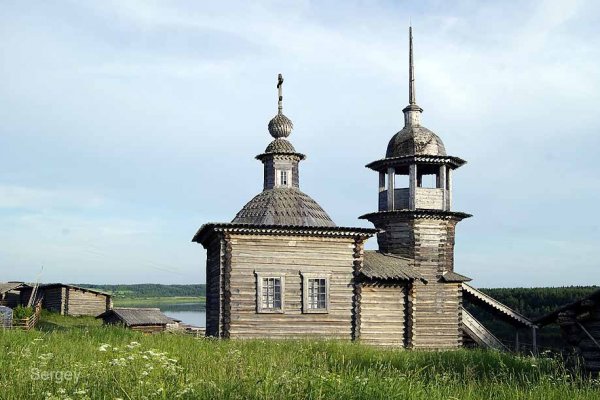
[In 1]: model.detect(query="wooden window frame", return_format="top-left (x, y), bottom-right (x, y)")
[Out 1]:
top-left (255, 271), bottom-right (285, 314)
top-left (276, 169), bottom-right (291, 187)
top-left (301, 272), bottom-right (330, 314)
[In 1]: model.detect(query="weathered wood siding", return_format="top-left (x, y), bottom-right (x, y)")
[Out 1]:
top-left (410, 219), bottom-right (462, 349)
top-left (226, 234), bottom-right (358, 339)
top-left (368, 215), bottom-right (463, 349)
top-left (558, 306), bottom-right (600, 373)
top-left (42, 287), bottom-right (66, 314)
top-left (66, 288), bottom-right (110, 316)
top-left (130, 325), bottom-right (167, 333)
top-left (3, 291), bottom-right (21, 308)
top-left (205, 236), bottom-right (223, 337)
top-left (359, 282), bottom-right (406, 346)
top-left (410, 281), bottom-right (462, 349)
top-left (378, 188), bottom-right (445, 211)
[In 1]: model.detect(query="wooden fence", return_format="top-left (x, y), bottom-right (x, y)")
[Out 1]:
top-left (11, 302), bottom-right (42, 330)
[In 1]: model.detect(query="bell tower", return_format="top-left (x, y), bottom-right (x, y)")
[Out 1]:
top-left (360, 27), bottom-right (472, 349)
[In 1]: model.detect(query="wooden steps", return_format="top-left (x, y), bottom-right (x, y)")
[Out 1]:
top-left (462, 308), bottom-right (508, 351)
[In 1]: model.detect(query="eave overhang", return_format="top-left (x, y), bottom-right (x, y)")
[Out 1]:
top-left (255, 152), bottom-right (306, 161)
top-left (359, 209), bottom-right (472, 222)
top-left (462, 283), bottom-right (536, 329)
top-left (440, 271), bottom-right (472, 283)
top-left (366, 155), bottom-right (466, 172)
top-left (192, 222), bottom-right (377, 247)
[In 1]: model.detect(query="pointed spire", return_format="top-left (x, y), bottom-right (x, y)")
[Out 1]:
top-left (409, 26), bottom-right (416, 105)
top-left (403, 26), bottom-right (423, 127)
top-left (277, 73), bottom-right (284, 114)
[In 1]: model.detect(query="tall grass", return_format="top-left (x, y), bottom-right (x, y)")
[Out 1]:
top-left (0, 313), bottom-right (598, 399)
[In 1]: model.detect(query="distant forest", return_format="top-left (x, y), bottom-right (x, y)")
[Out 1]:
top-left (76, 284), bottom-right (206, 298)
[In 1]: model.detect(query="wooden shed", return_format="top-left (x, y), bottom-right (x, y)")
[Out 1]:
top-left (97, 308), bottom-right (176, 333)
top-left (19, 284), bottom-right (113, 317)
top-left (0, 282), bottom-right (31, 307)
top-left (536, 289), bottom-right (600, 374)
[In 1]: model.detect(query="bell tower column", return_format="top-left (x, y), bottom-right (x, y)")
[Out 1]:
top-left (360, 26), bottom-right (472, 349)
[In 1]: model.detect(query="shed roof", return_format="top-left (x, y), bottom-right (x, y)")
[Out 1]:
top-left (441, 271), bottom-right (472, 283)
top-left (0, 282), bottom-right (30, 294)
top-left (97, 308), bottom-right (174, 326)
top-left (462, 283), bottom-right (535, 328)
top-left (39, 284), bottom-right (111, 297)
top-left (535, 288), bottom-right (600, 326)
top-left (361, 251), bottom-right (424, 281)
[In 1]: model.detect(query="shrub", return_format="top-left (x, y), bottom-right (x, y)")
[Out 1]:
top-left (12, 305), bottom-right (34, 320)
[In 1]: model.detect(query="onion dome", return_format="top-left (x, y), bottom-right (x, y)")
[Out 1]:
top-left (265, 138), bottom-right (296, 153)
top-left (386, 125), bottom-right (446, 157)
top-left (268, 113), bottom-right (293, 138)
top-left (267, 73), bottom-right (294, 138)
top-left (232, 187), bottom-right (336, 227)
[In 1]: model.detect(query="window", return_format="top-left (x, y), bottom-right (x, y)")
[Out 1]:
top-left (262, 277), bottom-right (282, 310)
top-left (307, 278), bottom-right (327, 310)
top-left (301, 273), bottom-right (329, 313)
top-left (255, 272), bottom-right (285, 313)
top-left (280, 170), bottom-right (288, 186)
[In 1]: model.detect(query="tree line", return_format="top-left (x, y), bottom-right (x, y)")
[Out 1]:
top-left (76, 283), bottom-right (206, 298)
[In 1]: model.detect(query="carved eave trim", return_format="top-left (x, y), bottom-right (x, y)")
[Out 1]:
top-left (365, 155), bottom-right (466, 172)
top-left (192, 223), bottom-right (377, 245)
top-left (255, 152), bottom-right (306, 162)
top-left (359, 209), bottom-right (472, 222)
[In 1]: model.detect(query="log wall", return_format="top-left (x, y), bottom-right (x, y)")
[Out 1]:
top-left (558, 306), bottom-right (600, 373)
top-left (225, 234), bottom-right (359, 339)
top-left (368, 214), bottom-right (463, 349)
top-left (359, 282), bottom-right (406, 346)
top-left (65, 288), bottom-right (110, 316)
top-left (42, 287), bottom-right (66, 314)
top-left (410, 219), bottom-right (462, 349)
top-left (205, 236), bottom-right (223, 337)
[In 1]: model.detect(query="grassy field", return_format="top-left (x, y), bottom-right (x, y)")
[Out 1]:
top-left (113, 296), bottom-right (205, 308)
top-left (0, 313), bottom-right (598, 400)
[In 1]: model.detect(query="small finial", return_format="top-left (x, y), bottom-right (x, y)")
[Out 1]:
top-left (277, 73), bottom-right (284, 114)
top-left (409, 26), bottom-right (415, 105)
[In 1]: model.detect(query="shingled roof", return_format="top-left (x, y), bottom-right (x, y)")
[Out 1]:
top-left (0, 282), bottom-right (30, 294)
top-left (462, 283), bottom-right (535, 328)
top-left (97, 308), bottom-right (174, 327)
top-left (361, 251), bottom-right (423, 281)
top-left (232, 187), bottom-right (336, 227)
top-left (441, 271), bottom-right (472, 283)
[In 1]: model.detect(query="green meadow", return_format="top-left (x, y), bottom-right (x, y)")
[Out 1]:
top-left (0, 312), bottom-right (598, 400)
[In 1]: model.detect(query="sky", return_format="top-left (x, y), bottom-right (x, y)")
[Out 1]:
top-left (1, 0), bottom-right (599, 287)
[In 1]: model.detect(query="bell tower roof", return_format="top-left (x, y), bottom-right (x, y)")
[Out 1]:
top-left (386, 26), bottom-right (447, 159)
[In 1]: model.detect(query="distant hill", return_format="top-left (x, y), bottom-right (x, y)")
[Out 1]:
top-left (75, 284), bottom-right (206, 298)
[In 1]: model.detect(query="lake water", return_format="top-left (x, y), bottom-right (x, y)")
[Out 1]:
top-left (164, 310), bottom-right (206, 327)
top-left (154, 302), bottom-right (206, 327)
